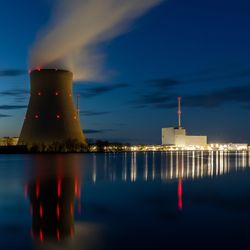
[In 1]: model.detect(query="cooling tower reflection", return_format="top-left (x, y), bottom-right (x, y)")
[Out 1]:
top-left (26, 155), bottom-right (81, 242)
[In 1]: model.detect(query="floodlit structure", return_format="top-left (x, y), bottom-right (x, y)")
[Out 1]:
top-left (0, 137), bottom-right (19, 146)
top-left (19, 69), bottom-right (86, 146)
top-left (162, 97), bottom-right (207, 147)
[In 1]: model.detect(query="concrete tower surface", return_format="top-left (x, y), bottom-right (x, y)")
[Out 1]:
top-left (19, 69), bottom-right (86, 146)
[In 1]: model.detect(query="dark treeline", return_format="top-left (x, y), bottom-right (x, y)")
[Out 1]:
top-left (0, 139), bottom-right (130, 153)
top-left (88, 139), bottom-right (131, 152)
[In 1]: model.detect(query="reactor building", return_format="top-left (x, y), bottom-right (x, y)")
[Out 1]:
top-left (162, 97), bottom-right (207, 147)
top-left (19, 69), bottom-right (86, 146)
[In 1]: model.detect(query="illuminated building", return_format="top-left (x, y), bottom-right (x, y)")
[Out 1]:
top-left (162, 97), bottom-right (207, 147)
top-left (19, 69), bottom-right (86, 146)
top-left (0, 137), bottom-right (19, 146)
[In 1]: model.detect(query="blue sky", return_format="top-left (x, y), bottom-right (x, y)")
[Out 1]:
top-left (0, 0), bottom-right (250, 144)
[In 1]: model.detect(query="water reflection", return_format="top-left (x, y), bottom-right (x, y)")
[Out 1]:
top-left (90, 151), bottom-right (249, 183)
top-left (22, 151), bottom-right (250, 248)
top-left (26, 155), bottom-right (81, 242)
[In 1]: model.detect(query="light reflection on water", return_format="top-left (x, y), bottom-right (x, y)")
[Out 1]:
top-left (89, 151), bottom-right (249, 183)
top-left (0, 151), bottom-right (250, 249)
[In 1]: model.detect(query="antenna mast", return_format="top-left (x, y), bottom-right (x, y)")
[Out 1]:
top-left (178, 96), bottom-right (182, 128)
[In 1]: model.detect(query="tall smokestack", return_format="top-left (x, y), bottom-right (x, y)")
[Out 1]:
top-left (178, 96), bottom-right (182, 129)
top-left (19, 69), bottom-right (86, 146)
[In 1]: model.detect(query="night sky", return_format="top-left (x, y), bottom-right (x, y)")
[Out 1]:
top-left (0, 0), bottom-right (250, 144)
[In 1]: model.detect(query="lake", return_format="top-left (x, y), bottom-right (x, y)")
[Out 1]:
top-left (0, 151), bottom-right (250, 249)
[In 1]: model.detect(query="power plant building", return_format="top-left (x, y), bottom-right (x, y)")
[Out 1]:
top-left (19, 69), bottom-right (86, 146)
top-left (162, 128), bottom-right (207, 147)
top-left (162, 97), bottom-right (207, 147)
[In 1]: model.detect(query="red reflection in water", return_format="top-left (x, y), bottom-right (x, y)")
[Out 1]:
top-left (27, 156), bottom-right (82, 242)
top-left (74, 179), bottom-right (78, 195)
top-left (39, 229), bottom-right (44, 242)
top-left (57, 178), bottom-right (61, 198)
top-left (178, 179), bottom-right (183, 210)
top-left (36, 182), bottom-right (40, 198)
top-left (56, 204), bottom-right (60, 219)
top-left (57, 229), bottom-right (60, 241)
top-left (39, 204), bottom-right (43, 218)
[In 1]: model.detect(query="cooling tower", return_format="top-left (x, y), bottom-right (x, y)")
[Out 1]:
top-left (19, 69), bottom-right (86, 146)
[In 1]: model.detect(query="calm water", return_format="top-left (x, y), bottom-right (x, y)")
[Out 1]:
top-left (1, 152), bottom-right (250, 249)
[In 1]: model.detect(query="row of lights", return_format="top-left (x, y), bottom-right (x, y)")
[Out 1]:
top-left (34, 92), bottom-right (72, 97)
top-left (29, 67), bottom-right (61, 74)
top-left (25, 114), bottom-right (78, 120)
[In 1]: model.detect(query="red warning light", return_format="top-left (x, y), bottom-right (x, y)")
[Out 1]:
top-left (55, 92), bottom-right (59, 96)
top-left (35, 114), bottom-right (39, 119)
top-left (56, 114), bottom-right (60, 119)
top-left (38, 92), bottom-right (42, 96)
top-left (36, 66), bottom-right (41, 72)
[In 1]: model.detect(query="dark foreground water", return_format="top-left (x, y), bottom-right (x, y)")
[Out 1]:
top-left (0, 151), bottom-right (250, 250)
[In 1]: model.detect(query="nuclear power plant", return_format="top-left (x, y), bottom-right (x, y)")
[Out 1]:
top-left (162, 97), bottom-right (207, 147)
top-left (19, 69), bottom-right (86, 146)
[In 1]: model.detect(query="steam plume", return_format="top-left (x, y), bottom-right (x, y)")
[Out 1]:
top-left (29, 0), bottom-right (163, 81)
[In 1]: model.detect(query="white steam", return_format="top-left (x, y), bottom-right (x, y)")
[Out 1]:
top-left (29, 0), bottom-right (163, 81)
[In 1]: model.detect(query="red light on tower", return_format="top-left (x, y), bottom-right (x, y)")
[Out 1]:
top-left (36, 66), bottom-right (41, 72)
top-left (55, 92), bottom-right (59, 96)
top-left (56, 114), bottom-right (60, 119)
top-left (35, 114), bottom-right (39, 119)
